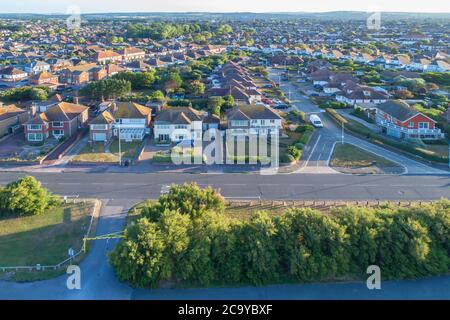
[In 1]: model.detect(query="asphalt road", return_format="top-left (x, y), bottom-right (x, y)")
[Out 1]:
top-left (0, 171), bottom-right (449, 201)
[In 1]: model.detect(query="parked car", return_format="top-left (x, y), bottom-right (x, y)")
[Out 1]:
top-left (274, 103), bottom-right (289, 110)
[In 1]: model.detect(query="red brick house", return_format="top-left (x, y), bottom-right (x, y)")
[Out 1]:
top-left (24, 102), bottom-right (89, 142)
top-left (375, 100), bottom-right (444, 140)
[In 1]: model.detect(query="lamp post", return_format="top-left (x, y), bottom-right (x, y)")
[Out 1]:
top-left (341, 122), bottom-right (345, 145)
top-left (118, 122), bottom-right (122, 166)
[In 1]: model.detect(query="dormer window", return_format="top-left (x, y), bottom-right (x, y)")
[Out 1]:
top-left (363, 91), bottom-right (370, 97)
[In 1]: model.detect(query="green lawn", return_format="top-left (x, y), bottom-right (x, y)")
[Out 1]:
top-left (72, 140), bottom-right (142, 163)
top-left (0, 202), bottom-right (96, 268)
top-left (109, 140), bottom-right (142, 159)
top-left (72, 143), bottom-right (118, 163)
top-left (330, 143), bottom-right (402, 174)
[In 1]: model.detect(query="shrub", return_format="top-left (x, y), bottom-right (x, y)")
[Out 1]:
top-left (0, 176), bottom-right (60, 216)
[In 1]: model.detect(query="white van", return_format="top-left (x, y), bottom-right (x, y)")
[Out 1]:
top-left (309, 114), bottom-right (324, 128)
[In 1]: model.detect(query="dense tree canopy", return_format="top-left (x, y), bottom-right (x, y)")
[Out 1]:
top-left (110, 184), bottom-right (450, 289)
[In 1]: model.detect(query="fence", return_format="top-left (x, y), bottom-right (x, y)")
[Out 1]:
top-left (225, 199), bottom-right (434, 209)
top-left (0, 199), bottom-right (101, 273)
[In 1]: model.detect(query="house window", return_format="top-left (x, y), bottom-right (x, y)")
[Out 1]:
top-left (91, 124), bottom-right (107, 130)
top-left (261, 120), bottom-right (266, 125)
top-left (270, 120), bottom-right (275, 124)
top-left (157, 125), bottom-right (170, 129)
top-left (53, 121), bottom-right (63, 128)
top-left (231, 120), bottom-right (248, 127)
top-left (418, 122), bottom-right (429, 129)
top-left (53, 130), bottom-right (64, 136)
top-left (251, 120), bottom-right (258, 124)
top-left (28, 124), bottom-right (42, 130)
top-left (408, 122), bottom-right (414, 128)
top-left (28, 133), bottom-right (43, 141)
top-left (175, 124), bottom-right (188, 129)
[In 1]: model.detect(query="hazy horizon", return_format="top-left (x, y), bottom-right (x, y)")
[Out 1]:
top-left (0, 0), bottom-right (449, 14)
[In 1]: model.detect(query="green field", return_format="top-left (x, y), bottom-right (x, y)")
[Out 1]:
top-left (330, 143), bottom-right (403, 174)
top-left (0, 202), bottom-right (97, 281)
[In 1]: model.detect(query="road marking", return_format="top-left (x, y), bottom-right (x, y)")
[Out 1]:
top-left (303, 134), bottom-right (321, 168)
top-left (160, 185), bottom-right (171, 194)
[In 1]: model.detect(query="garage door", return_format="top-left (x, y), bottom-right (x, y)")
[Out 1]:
top-left (93, 133), bottom-right (106, 141)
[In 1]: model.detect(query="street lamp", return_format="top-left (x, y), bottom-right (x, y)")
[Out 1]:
top-left (118, 122), bottom-right (122, 166)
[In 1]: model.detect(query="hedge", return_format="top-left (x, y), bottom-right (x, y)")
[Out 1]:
top-left (109, 184), bottom-right (450, 288)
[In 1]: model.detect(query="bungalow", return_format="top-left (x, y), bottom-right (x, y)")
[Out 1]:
top-left (374, 100), bottom-right (444, 140)
top-left (24, 102), bottom-right (89, 142)
top-left (336, 86), bottom-right (389, 107)
top-left (0, 103), bottom-right (29, 137)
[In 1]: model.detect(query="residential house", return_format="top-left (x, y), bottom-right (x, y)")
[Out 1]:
top-left (89, 110), bottom-right (115, 143)
top-left (374, 100), bottom-right (444, 140)
top-left (0, 66), bottom-right (28, 82)
top-left (89, 101), bottom-right (152, 142)
top-left (24, 61), bottom-right (50, 74)
top-left (24, 102), bottom-right (89, 142)
top-left (226, 105), bottom-right (283, 137)
top-left (153, 107), bottom-right (204, 143)
top-left (94, 50), bottom-right (123, 64)
top-left (336, 86), bottom-right (389, 107)
top-left (60, 63), bottom-right (107, 85)
top-left (29, 71), bottom-right (58, 86)
top-left (119, 47), bottom-right (146, 62)
top-left (0, 103), bottom-right (29, 137)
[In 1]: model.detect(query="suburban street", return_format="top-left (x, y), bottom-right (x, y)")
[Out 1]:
top-left (268, 68), bottom-right (450, 175)
top-left (0, 171), bottom-right (449, 201)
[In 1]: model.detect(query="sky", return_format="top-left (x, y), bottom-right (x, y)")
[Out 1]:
top-left (0, 0), bottom-right (449, 14)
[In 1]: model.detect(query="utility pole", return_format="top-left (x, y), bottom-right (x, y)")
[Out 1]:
top-left (118, 122), bottom-right (122, 166)
top-left (341, 122), bottom-right (345, 145)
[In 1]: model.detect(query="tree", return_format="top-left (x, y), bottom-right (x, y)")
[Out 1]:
top-left (150, 90), bottom-right (165, 102)
top-left (163, 72), bottom-right (183, 94)
top-left (223, 95), bottom-right (234, 109)
top-left (31, 88), bottom-right (48, 101)
top-left (208, 96), bottom-right (224, 116)
top-left (276, 208), bottom-right (349, 281)
top-left (109, 218), bottom-right (166, 288)
top-left (186, 80), bottom-right (205, 96)
top-left (0, 176), bottom-right (60, 216)
top-left (80, 79), bottom-right (131, 100)
top-left (142, 183), bottom-right (225, 220)
top-left (240, 212), bottom-right (280, 285)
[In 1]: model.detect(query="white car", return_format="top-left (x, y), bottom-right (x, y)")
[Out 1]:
top-left (310, 114), bottom-right (324, 128)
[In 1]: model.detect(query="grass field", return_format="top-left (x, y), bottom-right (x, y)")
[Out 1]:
top-left (72, 143), bottom-right (118, 163)
top-left (0, 202), bottom-right (95, 267)
top-left (330, 143), bottom-right (403, 174)
top-left (72, 140), bottom-right (142, 163)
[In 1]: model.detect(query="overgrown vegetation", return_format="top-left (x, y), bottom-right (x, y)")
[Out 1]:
top-left (110, 183), bottom-right (450, 288)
